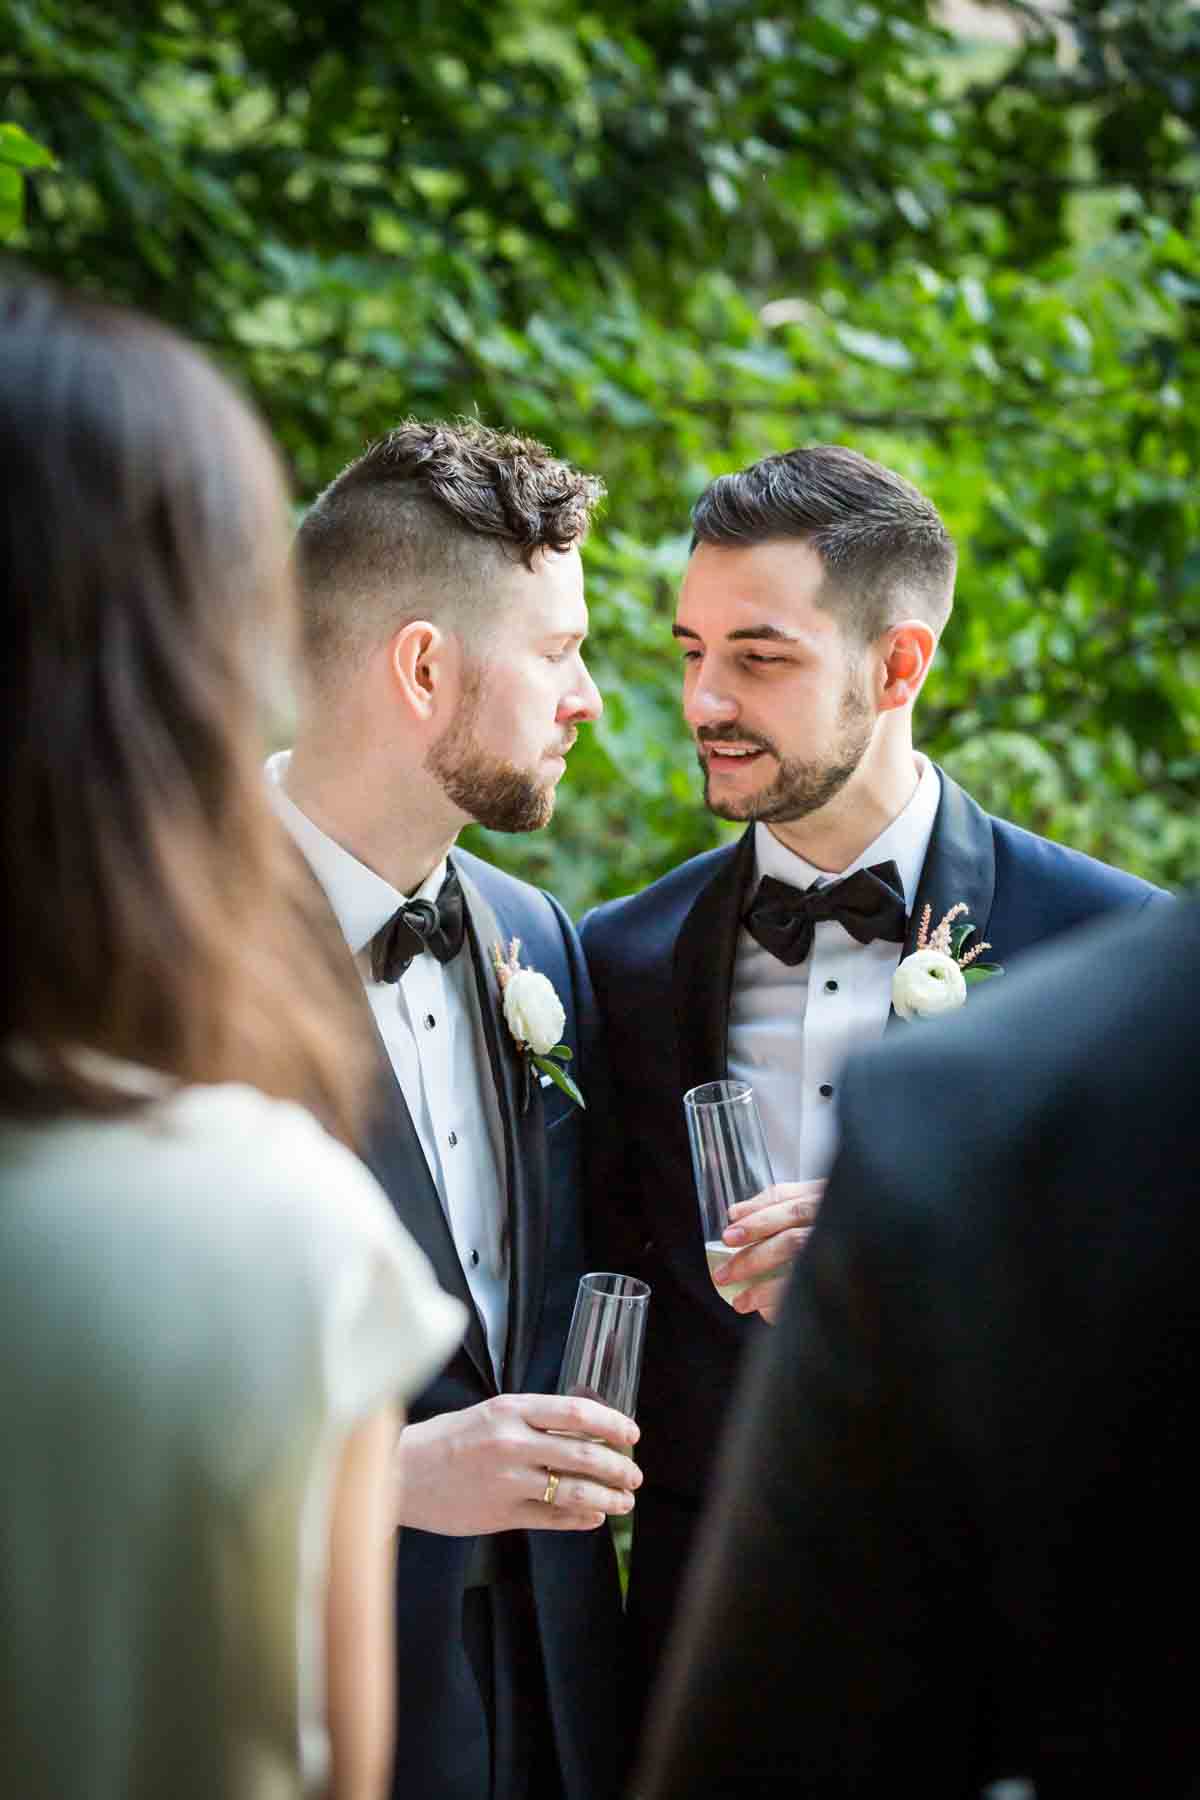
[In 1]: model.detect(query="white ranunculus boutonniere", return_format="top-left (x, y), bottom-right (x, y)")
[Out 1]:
top-left (491, 938), bottom-right (585, 1110)
top-left (892, 903), bottom-right (1004, 1022)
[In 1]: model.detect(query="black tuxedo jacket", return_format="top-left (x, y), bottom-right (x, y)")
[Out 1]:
top-left (580, 772), bottom-right (1163, 1703)
top-left (640, 896), bottom-right (1200, 1797)
top-left (356, 848), bottom-right (623, 1800)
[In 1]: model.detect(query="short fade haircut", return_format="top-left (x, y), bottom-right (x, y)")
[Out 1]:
top-left (294, 417), bottom-right (604, 682)
top-left (691, 444), bottom-right (956, 643)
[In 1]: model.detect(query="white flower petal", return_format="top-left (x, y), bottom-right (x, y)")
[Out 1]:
top-left (502, 968), bottom-right (566, 1056)
top-left (892, 948), bottom-right (967, 1021)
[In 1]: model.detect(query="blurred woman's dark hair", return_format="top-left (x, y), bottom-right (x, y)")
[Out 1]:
top-left (0, 272), bottom-right (369, 1139)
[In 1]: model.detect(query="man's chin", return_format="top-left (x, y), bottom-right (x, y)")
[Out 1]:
top-left (470, 781), bottom-right (556, 835)
top-left (705, 792), bottom-right (758, 822)
top-left (515, 792), bottom-right (556, 833)
top-left (703, 774), bottom-right (771, 822)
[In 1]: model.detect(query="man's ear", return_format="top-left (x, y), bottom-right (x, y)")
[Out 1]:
top-left (877, 619), bottom-right (937, 714)
top-left (386, 619), bottom-right (453, 722)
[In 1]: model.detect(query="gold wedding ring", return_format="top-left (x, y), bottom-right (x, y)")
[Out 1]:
top-left (542, 1470), bottom-right (560, 1506)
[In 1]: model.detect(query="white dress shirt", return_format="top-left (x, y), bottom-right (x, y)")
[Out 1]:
top-left (266, 752), bottom-right (510, 1381)
top-left (728, 756), bottom-right (941, 1183)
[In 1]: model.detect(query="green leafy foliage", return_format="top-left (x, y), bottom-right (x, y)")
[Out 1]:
top-left (0, 120), bottom-right (55, 237)
top-left (3, 0), bottom-right (1197, 908)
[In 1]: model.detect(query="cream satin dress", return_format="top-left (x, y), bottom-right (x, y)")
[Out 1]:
top-left (0, 1076), bottom-right (464, 1800)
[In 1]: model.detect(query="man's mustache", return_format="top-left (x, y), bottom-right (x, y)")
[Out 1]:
top-left (696, 726), bottom-right (776, 756)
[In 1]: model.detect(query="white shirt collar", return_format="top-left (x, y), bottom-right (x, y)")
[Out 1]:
top-left (753, 754), bottom-right (941, 910)
top-left (265, 750), bottom-right (447, 957)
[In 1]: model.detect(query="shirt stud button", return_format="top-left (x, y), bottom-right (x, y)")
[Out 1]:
top-left (469, 1248), bottom-right (480, 1268)
top-left (818, 1083), bottom-right (835, 1099)
top-left (448, 1130), bottom-right (458, 1147)
top-left (824, 979), bottom-right (839, 993)
top-left (424, 1013), bottom-right (436, 1030)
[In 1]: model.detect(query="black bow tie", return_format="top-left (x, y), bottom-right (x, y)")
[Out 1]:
top-left (370, 866), bottom-right (466, 983)
top-left (743, 860), bottom-right (908, 967)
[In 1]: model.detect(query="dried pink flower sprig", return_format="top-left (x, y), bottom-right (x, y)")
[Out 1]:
top-left (915, 902), bottom-right (993, 968)
top-left (491, 937), bottom-right (523, 991)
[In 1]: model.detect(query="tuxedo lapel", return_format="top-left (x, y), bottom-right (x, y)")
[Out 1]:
top-left (360, 1047), bottom-right (494, 1390)
top-left (454, 861), bottom-right (548, 1396)
top-left (886, 767), bottom-right (997, 1035)
top-left (672, 829), bottom-right (757, 1096)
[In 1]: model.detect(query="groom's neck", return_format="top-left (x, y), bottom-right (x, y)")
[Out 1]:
top-left (286, 738), bottom-right (459, 897)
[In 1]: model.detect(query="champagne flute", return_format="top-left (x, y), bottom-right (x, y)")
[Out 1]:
top-left (684, 1080), bottom-right (774, 1306)
top-left (554, 1272), bottom-right (650, 1435)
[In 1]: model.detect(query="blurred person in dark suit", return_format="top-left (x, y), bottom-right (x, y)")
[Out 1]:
top-left (637, 894), bottom-right (1198, 1798)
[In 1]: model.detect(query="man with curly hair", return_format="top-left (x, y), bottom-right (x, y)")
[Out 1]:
top-left (272, 421), bottom-right (638, 1800)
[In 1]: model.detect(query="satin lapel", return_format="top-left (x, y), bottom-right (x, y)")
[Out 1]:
top-left (672, 829), bottom-right (757, 1096)
top-left (454, 862), bottom-right (547, 1396)
top-left (360, 1040), bottom-right (494, 1389)
top-left (886, 767), bottom-right (998, 1036)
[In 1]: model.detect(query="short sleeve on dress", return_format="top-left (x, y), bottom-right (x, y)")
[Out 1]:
top-left (304, 1127), bottom-right (468, 1422)
top-left (159, 1085), bottom-right (468, 1795)
top-left (172, 1083), bottom-right (467, 1424)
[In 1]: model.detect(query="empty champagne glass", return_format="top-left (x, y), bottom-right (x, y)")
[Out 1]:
top-left (555, 1272), bottom-right (650, 1430)
top-left (684, 1080), bottom-right (774, 1306)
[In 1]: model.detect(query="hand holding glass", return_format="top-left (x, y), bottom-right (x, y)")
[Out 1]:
top-left (684, 1080), bottom-right (774, 1306)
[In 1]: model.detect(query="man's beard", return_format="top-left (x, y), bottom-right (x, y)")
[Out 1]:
top-left (699, 679), bottom-right (874, 825)
top-left (426, 667), bottom-right (556, 834)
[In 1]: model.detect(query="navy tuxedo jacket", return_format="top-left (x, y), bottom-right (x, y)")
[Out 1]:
top-left (580, 771), bottom-right (1165, 1508)
top-left (356, 848), bottom-right (624, 1800)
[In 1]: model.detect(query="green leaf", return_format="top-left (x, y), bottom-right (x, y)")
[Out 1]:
top-left (546, 1043), bottom-right (573, 1062)
top-left (532, 1055), bottom-right (585, 1109)
top-left (0, 165), bottom-right (20, 240)
top-left (0, 124), bottom-right (57, 172)
top-left (963, 965), bottom-right (1004, 985)
top-left (833, 325), bottom-right (913, 370)
top-left (948, 921), bottom-right (977, 957)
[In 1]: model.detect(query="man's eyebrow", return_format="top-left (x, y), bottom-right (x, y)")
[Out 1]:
top-left (670, 622), bottom-right (801, 644)
top-left (726, 624), bottom-right (802, 644)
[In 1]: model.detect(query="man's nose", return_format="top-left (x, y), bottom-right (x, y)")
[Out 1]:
top-left (561, 658), bottom-right (603, 723)
top-left (683, 672), bottom-right (738, 730)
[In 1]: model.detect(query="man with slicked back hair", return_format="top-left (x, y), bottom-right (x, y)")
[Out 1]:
top-left (580, 442), bottom-right (1167, 1753)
